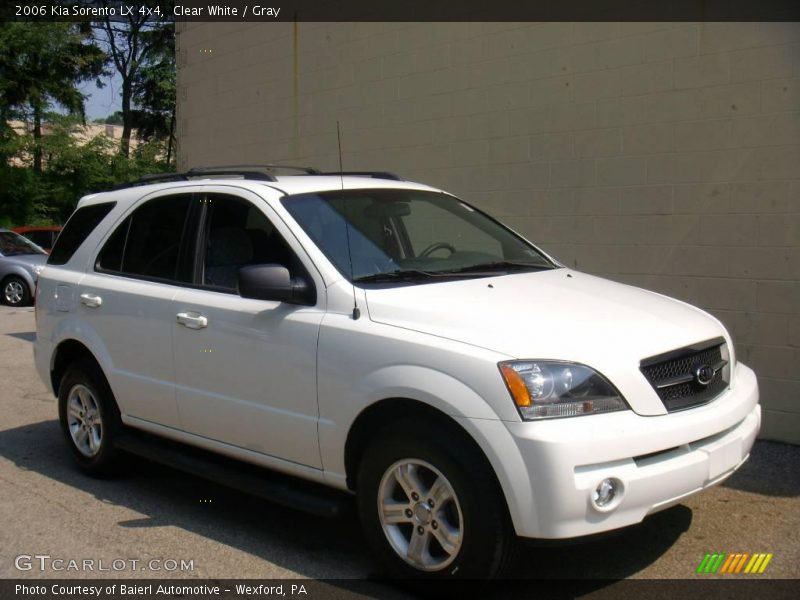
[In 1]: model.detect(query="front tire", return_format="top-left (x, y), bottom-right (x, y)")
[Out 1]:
top-left (58, 359), bottom-right (124, 477)
top-left (2, 275), bottom-right (30, 306)
top-left (357, 422), bottom-right (516, 579)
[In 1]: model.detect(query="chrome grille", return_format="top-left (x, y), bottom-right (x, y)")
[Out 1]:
top-left (640, 338), bottom-right (729, 412)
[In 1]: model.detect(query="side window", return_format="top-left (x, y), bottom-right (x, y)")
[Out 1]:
top-left (48, 202), bottom-right (116, 265)
top-left (202, 194), bottom-right (295, 291)
top-left (27, 232), bottom-right (47, 247)
top-left (96, 194), bottom-right (192, 282)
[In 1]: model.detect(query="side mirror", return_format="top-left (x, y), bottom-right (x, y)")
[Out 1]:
top-left (238, 264), bottom-right (315, 305)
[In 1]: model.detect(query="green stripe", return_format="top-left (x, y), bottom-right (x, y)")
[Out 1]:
top-left (710, 553), bottom-right (726, 573)
top-left (697, 554), bottom-right (711, 573)
top-left (704, 553), bottom-right (718, 573)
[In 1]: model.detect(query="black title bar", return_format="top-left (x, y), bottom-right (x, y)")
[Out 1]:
top-left (5, 0), bottom-right (800, 22)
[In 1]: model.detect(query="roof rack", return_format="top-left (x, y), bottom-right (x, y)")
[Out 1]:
top-left (191, 164), bottom-right (322, 175)
top-left (317, 171), bottom-right (402, 181)
top-left (114, 166), bottom-right (284, 190)
top-left (112, 165), bottom-right (401, 191)
top-left (110, 172), bottom-right (188, 190)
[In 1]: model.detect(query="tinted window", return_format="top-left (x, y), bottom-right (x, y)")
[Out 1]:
top-left (25, 231), bottom-right (51, 248)
top-left (48, 202), bottom-right (115, 265)
top-left (202, 194), bottom-right (295, 291)
top-left (96, 219), bottom-right (129, 272)
top-left (96, 195), bottom-right (191, 282)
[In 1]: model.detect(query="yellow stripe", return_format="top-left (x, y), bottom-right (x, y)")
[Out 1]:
top-left (758, 554), bottom-right (774, 574)
top-left (745, 554), bottom-right (762, 573)
top-left (720, 554), bottom-right (736, 573)
top-left (734, 553), bottom-right (749, 573)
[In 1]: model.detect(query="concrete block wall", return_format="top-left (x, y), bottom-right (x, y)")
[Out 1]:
top-left (177, 22), bottom-right (800, 443)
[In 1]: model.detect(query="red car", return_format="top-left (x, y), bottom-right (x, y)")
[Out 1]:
top-left (12, 226), bottom-right (62, 253)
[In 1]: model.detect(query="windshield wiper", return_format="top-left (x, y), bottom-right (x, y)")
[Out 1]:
top-left (440, 261), bottom-right (556, 274)
top-left (354, 269), bottom-right (441, 284)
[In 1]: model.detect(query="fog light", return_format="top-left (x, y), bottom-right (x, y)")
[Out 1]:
top-left (592, 478), bottom-right (621, 509)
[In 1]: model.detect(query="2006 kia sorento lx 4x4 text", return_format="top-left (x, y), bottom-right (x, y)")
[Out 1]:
top-left (34, 167), bottom-right (760, 579)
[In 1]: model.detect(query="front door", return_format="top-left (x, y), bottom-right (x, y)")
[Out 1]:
top-left (171, 189), bottom-right (324, 468)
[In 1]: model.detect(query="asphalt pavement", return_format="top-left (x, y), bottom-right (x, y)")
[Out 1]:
top-left (1, 305), bottom-right (798, 591)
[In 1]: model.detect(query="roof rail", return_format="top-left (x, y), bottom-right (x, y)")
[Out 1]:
top-left (191, 164), bottom-right (321, 175)
top-left (317, 171), bottom-right (402, 181)
top-left (113, 167), bottom-right (280, 190)
top-left (110, 165), bottom-right (402, 191)
top-left (110, 172), bottom-right (188, 190)
top-left (185, 167), bottom-right (277, 181)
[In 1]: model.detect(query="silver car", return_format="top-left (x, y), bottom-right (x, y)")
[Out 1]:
top-left (0, 229), bottom-right (47, 306)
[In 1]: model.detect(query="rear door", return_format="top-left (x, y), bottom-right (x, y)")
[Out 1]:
top-left (80, 191), bottom-right (197, 428)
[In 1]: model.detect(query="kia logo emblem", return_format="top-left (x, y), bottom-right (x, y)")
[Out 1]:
top-left (695, 364), bottom-right (715, 386)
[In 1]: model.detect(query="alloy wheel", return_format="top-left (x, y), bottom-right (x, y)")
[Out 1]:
top-left (66, 384), bottom-right (104, 457)
top-left (4, 280), bottom-right (24, 305)
top-left (377, 459), bottom-right (463, 572)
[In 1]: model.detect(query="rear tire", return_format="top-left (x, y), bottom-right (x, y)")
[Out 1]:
top-left (58, 359), bottom-right (124, 477)
top-left (357, 421), bottom-right (516, 579)
top-left (2, 275), bottom-right (30, 306)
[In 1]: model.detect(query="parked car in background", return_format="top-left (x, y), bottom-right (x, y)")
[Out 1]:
top-left (12, 226), bottom-right (62, 253)
top-left (0, 229), bottom-right (47, 306)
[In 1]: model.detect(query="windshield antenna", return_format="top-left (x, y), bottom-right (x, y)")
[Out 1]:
top-left (337, 121), bottom-right (360, 320)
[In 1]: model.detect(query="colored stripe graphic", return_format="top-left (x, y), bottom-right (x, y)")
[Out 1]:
top-left (759, 554), bottom-right (774, 573)
top-left (734, 553), bottom-right (749, 573)
top-left (698, 553), bottom-right (727, 573)
top-left (720, 553), bottom-right (741, 573)
top-left (719, 554), bottom-right (736, 573)
top-left (745, 554), bottom-right (761, 573)
top-left (698, 552), bottom-right (773, 574)
top-left (697, 554), bottom-right (711, 573)
top-left (711, 553), bottom-right (726, 573)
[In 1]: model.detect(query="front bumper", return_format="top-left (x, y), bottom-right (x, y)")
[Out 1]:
top-left (499, 362), bottom-right (760, 539)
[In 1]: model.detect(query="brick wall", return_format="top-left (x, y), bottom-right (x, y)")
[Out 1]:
top-left (177, 22), bottom-right (800, 443)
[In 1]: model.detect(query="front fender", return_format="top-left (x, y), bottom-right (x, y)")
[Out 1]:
top-left (318, 363), bottom-right (505, 486)
top-left (356, 364), bottom-right (501, 420)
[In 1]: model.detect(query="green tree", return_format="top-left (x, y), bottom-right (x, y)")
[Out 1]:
top-left (132, 37), bottom-right (177, 166)
top-left (0, 22), bottom-right (106, 172)
top-left (95, 2), bottom-right (174, 157)
top-left (1, 114), bottom-right (174, 227)
top-left (93, 111), bottom-right (124, 125)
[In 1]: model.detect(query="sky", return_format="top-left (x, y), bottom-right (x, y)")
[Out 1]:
top-left (80, 73), bottom-right (122, 121)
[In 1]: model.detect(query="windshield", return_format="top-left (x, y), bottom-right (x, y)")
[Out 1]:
top-left (281, 190), bottom-right (556, 283)
top-left (0, 231), bottom-right (46, 257)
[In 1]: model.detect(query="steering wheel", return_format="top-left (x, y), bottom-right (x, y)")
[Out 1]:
top-left (419, 242), bottom-right (456, 258)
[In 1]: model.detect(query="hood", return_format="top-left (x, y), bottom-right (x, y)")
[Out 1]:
top-left (364, 269), bottom-right (729, 416)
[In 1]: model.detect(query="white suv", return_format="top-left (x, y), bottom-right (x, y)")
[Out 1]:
top-left (34, 166), bottom-right (760, 578)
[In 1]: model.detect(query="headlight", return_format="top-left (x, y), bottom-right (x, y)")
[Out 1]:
top-left (33, 265), bottom-right (44, 276)
top-left (499, 360), bottom-right (627, 420)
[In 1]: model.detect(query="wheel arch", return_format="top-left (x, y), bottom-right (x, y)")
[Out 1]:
top-left (51, 339), bottom-right (109, 398)
top-left (344, 398), bottom-right (500, 493)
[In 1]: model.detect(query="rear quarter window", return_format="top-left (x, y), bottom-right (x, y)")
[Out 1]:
top-left (48, 202), bottom-right (116, 266)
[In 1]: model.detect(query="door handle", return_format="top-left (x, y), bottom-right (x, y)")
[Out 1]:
top-left (176, 312), bottom-right (208, 329)
top-left (79, 293), bottom-right (103, 308)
